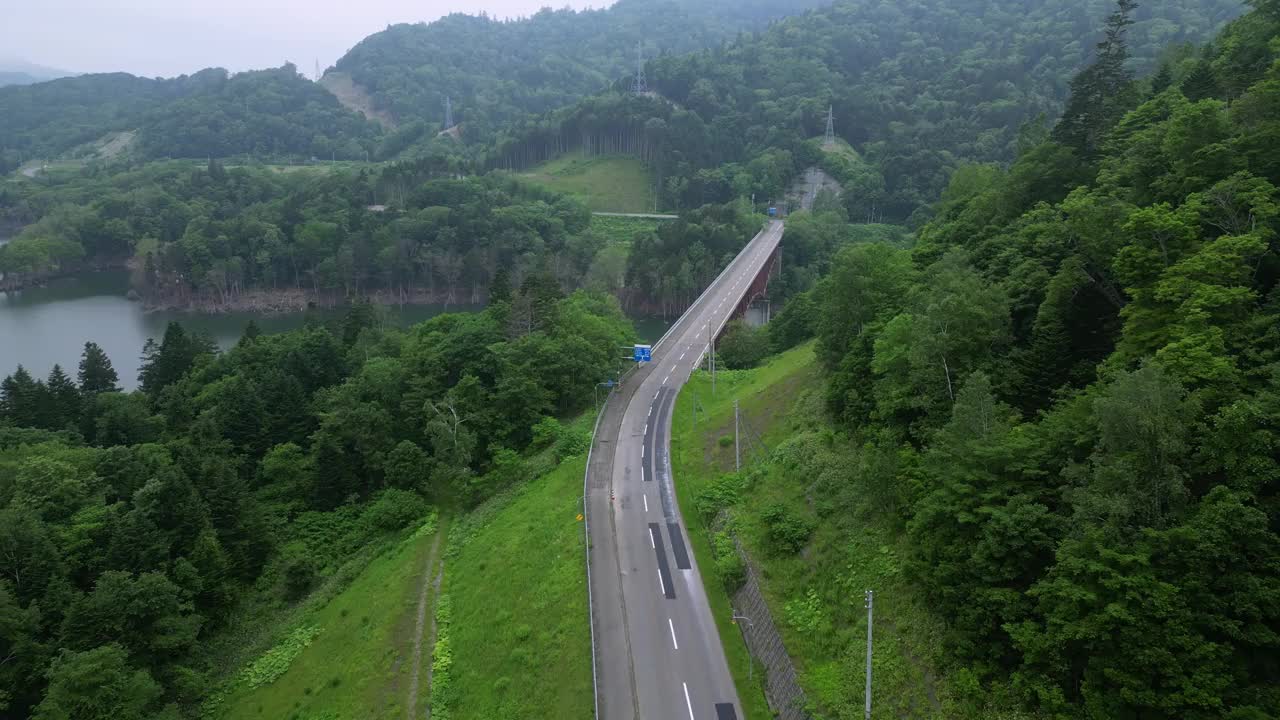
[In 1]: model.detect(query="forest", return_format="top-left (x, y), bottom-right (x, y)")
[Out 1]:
top-left (741, 0), bottom-right (1279, 715)
top-left (0, 158), bottom-right (628, 308)
top-left (0, 65), bottom-right (383, 174)
top-left (330, 0), bottom-right (835, 140)
top-left (486, 0), bottom-right (1245, 220)
top-left (0, 281), bottom-right (633, 717)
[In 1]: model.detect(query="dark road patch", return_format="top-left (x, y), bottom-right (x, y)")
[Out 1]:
top-left (649, 522), bottom-right (676, 599)
top-left (668, 523), bottom-right (691, 570)
top-left (715, 703), bottom-right (738, 720)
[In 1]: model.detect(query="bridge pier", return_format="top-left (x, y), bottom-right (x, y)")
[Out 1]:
top-left (726, 243), bottom-right (782, 331)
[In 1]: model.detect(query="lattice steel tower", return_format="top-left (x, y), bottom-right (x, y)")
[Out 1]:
top-left (824, 105), bottom-right (836, 147)
top-left (444, 96), bottom-right (454, 129)
top-left (632, 42), bottom-right (648, 95)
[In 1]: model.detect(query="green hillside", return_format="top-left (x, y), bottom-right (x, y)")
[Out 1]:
top-left (330, 0), bottom-right (835, 134)
top-left (438, 442), bottom-right (595, 719)
top-left (211, 517), bottom-right (444, 719)
top-left (517, 154), bottom-right (655, 213)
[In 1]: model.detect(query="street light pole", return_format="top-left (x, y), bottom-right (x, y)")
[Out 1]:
top-left (732, 611), bottom-right (754, 683)
top-left (864, 590), bottom-right (874, 720)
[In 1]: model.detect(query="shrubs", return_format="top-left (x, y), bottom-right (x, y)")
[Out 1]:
top-left (282, 553), bottom-right (318, 601)
top-left (238, 626), bottom-right (323, 689)
top-left (532, 415), bottom-right (591, 459)
top-left (361, 488), bottom-right (429, 531)
top-left (711, 530), bottom-right (746, 592)
top-left (717, 320), bottom-right (771, 369)
top-left (694, 472), bottom-right (747, 523)
top-left (760, 503), bottom-right (815, 554)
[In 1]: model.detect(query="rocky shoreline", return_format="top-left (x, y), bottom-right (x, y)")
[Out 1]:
top-left (142, 286), bottom-right (489, 315)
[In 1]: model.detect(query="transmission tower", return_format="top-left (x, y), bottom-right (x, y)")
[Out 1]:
top-left (824, 105), bottom-right (835, 148)
top-left (632, 42), bottom-right (648, 95)
top-left (444, 96), bottom-right (454, 129)
top-left (314, 59), bottom-right (321, 82)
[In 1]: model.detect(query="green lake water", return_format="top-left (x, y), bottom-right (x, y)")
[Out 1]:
top-left (0, 270), bottom-right (668, 390)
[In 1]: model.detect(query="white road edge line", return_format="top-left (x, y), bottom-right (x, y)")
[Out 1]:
top-left (669, 618), bottom-right (679, 650)
top-left (650, 527), bottom-right (656, 548)
top-left (644, 494), bottom-right (649, 512)
top-left (641, 466), bottom-right (646, 482)
top-left (683, 682), bottom-right (695, 720)
top-left (658, 568), bottom-right (666, 596)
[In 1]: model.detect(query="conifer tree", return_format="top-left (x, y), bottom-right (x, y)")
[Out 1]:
top-left (1180, 59), bottom-right (1222, 101)
top-left (77, 342), bottom-right (119, 396)
top-left (1052, 0), bottom-right (1139, 157)
top-left (1149, 63), bottom-right (1174, 95)
top-left (46, 365), bottom-right (81, 429)
top-left (0, 366), bottom-right (43, 428)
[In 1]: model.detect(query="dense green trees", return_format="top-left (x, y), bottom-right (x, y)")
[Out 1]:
top-left (331, 0), bottom-right (834, 139)
top-left (0, 285), bottom-right (633, 715)
top-left (0, 65), bottom-right (381, 173)
top-left (487, 0), bottom-right (1244, 219)
top-left (803, 3), bottom-right (1280, 715)
top-left (0, 161), bottom-right (617, 306)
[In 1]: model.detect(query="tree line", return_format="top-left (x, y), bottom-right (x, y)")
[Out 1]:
top-left (0, 159), bottom-right (617, 307)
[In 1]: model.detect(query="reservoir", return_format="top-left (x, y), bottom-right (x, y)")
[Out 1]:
top-left (0, 271), bottom-right (671, 390)
top-left (0, 271), bottom-right (478, 389)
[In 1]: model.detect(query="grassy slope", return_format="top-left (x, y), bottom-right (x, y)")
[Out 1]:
top-left (443, 454), bottom-right (594, 719)
top-left (812, 135), bottom-right (862, 162)
top-left (669, 346), bottom-right (823, 720)
top-left (214, 516), bottom-right (443, 720)
top-left (589, 214), bottom-right (662, 246)
top-left (670, 344), bottom-right (1026, 719)
top-left (518, 154), bottom-right (655, 213)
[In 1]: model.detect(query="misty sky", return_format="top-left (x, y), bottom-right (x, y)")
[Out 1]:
top-left (3, 0), bottom-right (608, 78)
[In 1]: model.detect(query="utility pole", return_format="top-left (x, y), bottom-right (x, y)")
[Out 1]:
top-left (632, 41), bottom-right (647, 95)
top-left (864, 590), bottom-right (874, 720)
top-left (711, 341), bottom-right (717, 396)
top-left (734, 399), bottom-right (740, 471)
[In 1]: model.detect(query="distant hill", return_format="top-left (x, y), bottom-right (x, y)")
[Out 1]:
top-left (330, 0), bottom-right (836, 138)
top-left (0, 64), bottom-right (381, 173)
top-left (0, 72), bottom-right (45, 87)
top-left (0, 57), bottom-right (74, 87)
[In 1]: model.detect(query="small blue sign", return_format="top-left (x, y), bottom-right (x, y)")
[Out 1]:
top-left (605, 379), bottom-right (615, 388)
top-left (634, 344), bottom-right (653, 363)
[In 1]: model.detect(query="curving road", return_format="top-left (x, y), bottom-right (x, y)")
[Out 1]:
top-left (586, 220), bottom-right (785, 720)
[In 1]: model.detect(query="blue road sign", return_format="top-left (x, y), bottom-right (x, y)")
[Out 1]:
top-left (634, 344), bottom-right (653, 363)
top-left (605, 380), bottom-right (615, 388)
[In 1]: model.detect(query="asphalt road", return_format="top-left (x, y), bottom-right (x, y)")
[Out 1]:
top-left (587, 220), bottom-right (785, 720)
